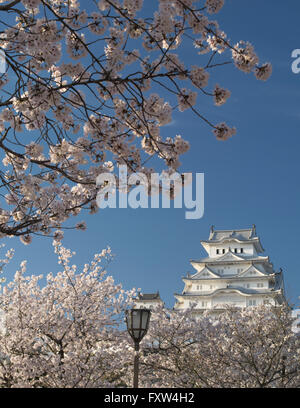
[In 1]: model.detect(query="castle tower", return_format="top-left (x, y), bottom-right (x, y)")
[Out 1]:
top-left (134, 291), bottom-right (164, 309)
top-left (174, 226), bottom-right (286, 314)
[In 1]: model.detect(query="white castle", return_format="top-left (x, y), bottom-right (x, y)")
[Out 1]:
top-left (174, 225), bottom-right (286, 314)
top-left (136, 226), bottom-right (286, 314)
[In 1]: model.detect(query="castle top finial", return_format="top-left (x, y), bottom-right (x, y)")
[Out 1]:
top-left (252, 224), bottom-right (256, 235)
top-left (210, 225), bottom-right (214, 233)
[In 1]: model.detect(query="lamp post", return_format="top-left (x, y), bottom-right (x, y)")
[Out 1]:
top-left (125, 308), bottom-right (151, 388)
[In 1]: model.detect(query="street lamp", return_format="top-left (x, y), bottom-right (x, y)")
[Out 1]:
top-left (125, 308), bottom-right (151, 388)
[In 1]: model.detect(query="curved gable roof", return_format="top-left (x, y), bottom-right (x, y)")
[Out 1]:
top-left (203, 226), bottom-right (264, 253)
top-left (175, 287), bottom-right (281, 299)
top-left (238, 264), bottom-right (270, 277)
top-left (190, 266), bottom-right (220, 280)
top-left (209, 227), bottom-right (255, 241)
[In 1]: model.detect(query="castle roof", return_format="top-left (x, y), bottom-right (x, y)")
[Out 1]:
top-left (201, 225), bottom-right (264, 253)
top-left (208, 226), bottom-right (256, 241)
top-left (184, 269), bottom-right (277, 281)
top-left (191, 250), bottom-right (270, 266)
top-left (136, 291), bottom-right (162, 301)
top-left (174, 287), bottom-right (282, 299)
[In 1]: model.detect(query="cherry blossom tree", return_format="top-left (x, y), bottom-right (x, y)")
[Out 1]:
top-left (0, 0), bottom-right (272, 241)
top-left (0, 242), bottom-right (298, 389)
top-left (138, 305), bottom-right (300, 388)
top-left (0, 241), bottom-right (135, 388)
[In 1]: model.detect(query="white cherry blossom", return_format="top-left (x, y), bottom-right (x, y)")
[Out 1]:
top-left (0, 0), bottom-right (271, 239)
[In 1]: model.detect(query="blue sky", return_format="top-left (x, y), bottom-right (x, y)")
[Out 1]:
top-left (2, 0), bottom-right (300, 309)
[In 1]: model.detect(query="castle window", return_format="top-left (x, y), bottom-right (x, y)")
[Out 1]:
top-left (234, 248), bottom-right (238, 253)
top-left (216, 249), bottom-right (219, 254)
top-left (240, 248), bottom-right (244, 253)
top-left (222, 249), bottom-right (225, 254)
top-left (248, 299), bottom-right (256, 306)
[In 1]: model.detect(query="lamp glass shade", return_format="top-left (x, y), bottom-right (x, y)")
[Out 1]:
top-left (126, 308), bottom-right (151, 343)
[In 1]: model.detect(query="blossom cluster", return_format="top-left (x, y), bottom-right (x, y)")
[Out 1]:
top-left (0, 0), bottom-right (272, 239)
top-left (0, 243), bottom-right (298, 388)
top-left (214, 84), bottom-right (231, 106)
top-left (0, 242), bottom-right (136, 388)
top-left (139, 305), bottom-right (300, 388)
